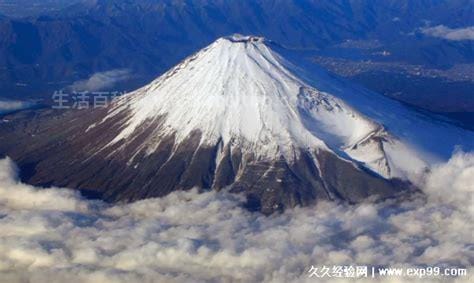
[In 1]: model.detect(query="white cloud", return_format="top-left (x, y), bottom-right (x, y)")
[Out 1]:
top-left (421, 25), bottom-right (474, 41)
top-left (0, 152), bottom-right (472, 283)
top-left (69, 69), bottom-right (132, 92)
top-left (0, 99), bottom-right (33, 114)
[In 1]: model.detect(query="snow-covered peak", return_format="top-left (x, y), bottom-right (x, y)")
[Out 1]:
top-left (100, 35), bottom-right (473, 180)
top-left (106, 36), bottom-right (375, 155)
top-left (224, 34), bottom-right (266, 43)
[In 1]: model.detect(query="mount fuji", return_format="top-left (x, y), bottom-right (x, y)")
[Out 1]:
top-left (1, 35), bottom-right (472, 214)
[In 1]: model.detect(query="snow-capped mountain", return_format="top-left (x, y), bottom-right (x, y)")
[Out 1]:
top-left (100, 35), bottom-right (469, 178)
top-left (0, 35), bottom-right (472, 213)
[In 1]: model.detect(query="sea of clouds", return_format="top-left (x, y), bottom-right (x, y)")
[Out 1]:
top-left (0, 152), bottom-right (472, 283)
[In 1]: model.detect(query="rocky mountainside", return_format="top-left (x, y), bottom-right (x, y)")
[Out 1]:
top-left (1, 35), bottom-right (472, 213)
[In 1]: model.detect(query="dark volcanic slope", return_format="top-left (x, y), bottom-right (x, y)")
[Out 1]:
top-left (0, 108), bottom-right (407, 214)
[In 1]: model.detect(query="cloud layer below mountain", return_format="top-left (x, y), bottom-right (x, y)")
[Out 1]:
top-left (421, 25), bottom-right (474, 41)
top-left (0, 152), bottom-right (472, 283)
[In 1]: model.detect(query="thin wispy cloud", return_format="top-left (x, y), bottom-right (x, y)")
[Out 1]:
top-left (0, 152), bottom-right (472, 282)
top-left (69, 69), bottom-right (132, 92)
top-left (0, 99), bottom-right (34, 114)
top-left (421, 25), bottom-right (474, 41)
